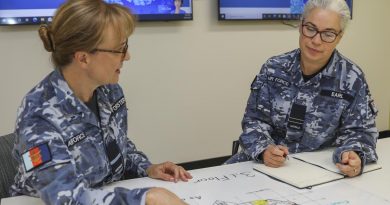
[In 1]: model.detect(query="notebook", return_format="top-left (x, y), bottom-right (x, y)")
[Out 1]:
top-left (291, 148), bottom-right (382, 174)
top-left (253, 148), bottom-right (382, 189)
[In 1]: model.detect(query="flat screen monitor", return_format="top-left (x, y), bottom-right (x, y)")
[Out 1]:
top-left (218, 0), bottom-right (352, 21)
top-left (0, 0), bottom-right (193, 25)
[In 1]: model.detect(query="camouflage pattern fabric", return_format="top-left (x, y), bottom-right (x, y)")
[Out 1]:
top-left (226, 49), bottom-right (378, 166)
top-left (11, 69), bottom-right (152, 205)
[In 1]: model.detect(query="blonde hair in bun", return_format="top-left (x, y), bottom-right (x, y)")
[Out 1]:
top-left (39, 0), bottom-right (136, 69)
top-left (38, 24), bottom-right (55, 52)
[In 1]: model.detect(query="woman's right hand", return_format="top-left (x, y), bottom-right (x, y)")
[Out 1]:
top-left (262, 144), bottom-right (289, 168)
top-left (146, 187), bottom-right (187, 205)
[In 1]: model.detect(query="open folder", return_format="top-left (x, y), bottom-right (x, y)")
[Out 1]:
top-left (253, 148), bottom-right (382, 189)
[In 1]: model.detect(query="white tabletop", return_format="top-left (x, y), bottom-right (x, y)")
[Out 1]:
top-left (2, 138), bottom-right (390, 205)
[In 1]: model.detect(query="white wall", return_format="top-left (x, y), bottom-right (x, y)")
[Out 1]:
top-left (1, 0), bottom-right (389, 163)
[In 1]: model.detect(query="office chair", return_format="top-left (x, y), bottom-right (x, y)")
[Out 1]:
top-left (0, 133), bottom-right (18, 199)
top-left (379, 130), bottom-right (390, 139)
top-left (232, 140), bottom-right (240, 155)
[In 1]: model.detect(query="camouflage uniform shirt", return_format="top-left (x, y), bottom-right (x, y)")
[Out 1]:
top-left (226, 49), bottom-right (378, 165)
top-left (11, 69), bottom-right (152, 205)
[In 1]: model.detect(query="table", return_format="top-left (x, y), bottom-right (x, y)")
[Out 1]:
top-left (2, 138), bottom-right (390, 205)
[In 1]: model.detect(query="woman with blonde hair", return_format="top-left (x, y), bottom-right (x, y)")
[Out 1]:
top-left (10, 0), bottom-right (191, 204)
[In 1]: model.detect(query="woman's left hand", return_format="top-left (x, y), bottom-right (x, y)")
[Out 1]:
top-left (146, 161), bottom-right (193, 182)
top-left (336, 151), bottom-right (362, 177)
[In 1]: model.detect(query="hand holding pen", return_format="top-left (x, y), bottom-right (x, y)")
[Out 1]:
top-left (262, 144), bottom-right (289, 168)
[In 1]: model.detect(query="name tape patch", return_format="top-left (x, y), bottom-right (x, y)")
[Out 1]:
top-left (320, 90), bottom-right (354, 103)
top-left (112, 96), bottom-right (126, 112)
top-left (267, 76), bottom-right (290, 87)
top-left (22, 143), bottom-right (52, 172)
top-left (67, 132), bottom-right (86, 147)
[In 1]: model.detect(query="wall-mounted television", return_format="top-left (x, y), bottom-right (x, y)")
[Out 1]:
top-left (0, 0), bottom-right (193, 25)
top-left (218, 0), bottom-right (352, 21)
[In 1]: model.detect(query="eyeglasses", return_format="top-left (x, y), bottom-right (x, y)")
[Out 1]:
top-left (91, 40), bottom-right (128, 61)
top-left (301, 22), bottom-right (342, 43)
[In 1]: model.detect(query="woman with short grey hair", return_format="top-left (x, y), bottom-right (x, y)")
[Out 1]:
top-left (227, 0), bottom-right (378, 179)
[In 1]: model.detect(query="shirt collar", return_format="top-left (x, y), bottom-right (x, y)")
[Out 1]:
top-left (48, 69), bottom-right (108, 127)
top-left (290, 49), bottom-right (340, 86)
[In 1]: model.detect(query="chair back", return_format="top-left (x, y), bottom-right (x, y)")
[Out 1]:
top-left (232, 140), bottom-right (240, 155)
top-left (379, 130), bottom-right (390, 139)
top-left (0, 133), bottom-right (18, 199)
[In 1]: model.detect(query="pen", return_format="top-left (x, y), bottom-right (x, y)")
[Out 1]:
top-left (270, 143), bottom-right (289, 160)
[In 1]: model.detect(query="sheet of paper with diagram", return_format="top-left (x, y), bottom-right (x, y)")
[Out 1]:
top-left (104, 161), bottom-right (389, 205)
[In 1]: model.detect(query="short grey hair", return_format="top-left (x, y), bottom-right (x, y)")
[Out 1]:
top-left (302, 0), bottom-right (351, 31)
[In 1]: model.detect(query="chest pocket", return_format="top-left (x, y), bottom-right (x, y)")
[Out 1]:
top-left (267, 76), bottom-right (292, 99)
top-left (66, 128), bottom-right (108, 185)
top-left (306, 90), bottom-right (354, 142)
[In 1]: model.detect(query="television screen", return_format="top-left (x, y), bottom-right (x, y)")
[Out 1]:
top-left (0, 0), bottom-right (193, 25)
top-left (218, 0), bottom-right (352, 21)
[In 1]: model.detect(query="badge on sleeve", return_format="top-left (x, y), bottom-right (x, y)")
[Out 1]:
top-left (111, 96), bottom-right (126, 113)
top-left (22, 143), bottom-right (52, 172)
